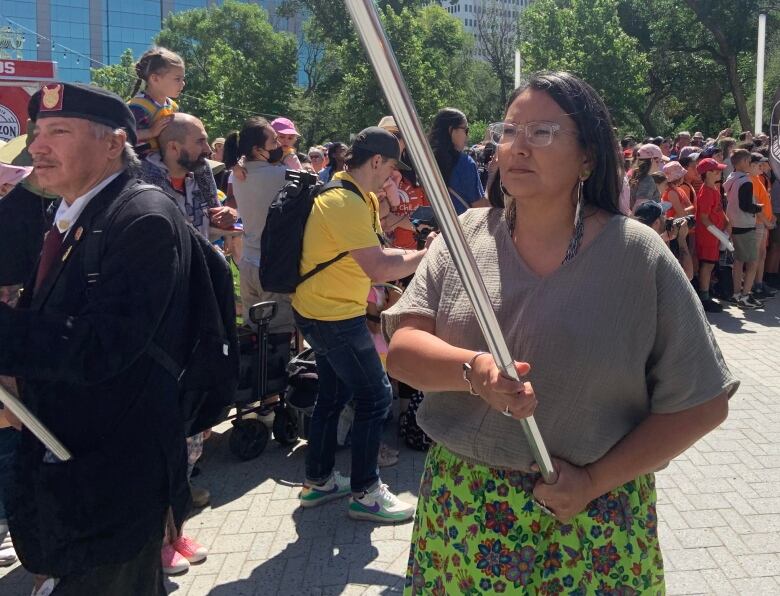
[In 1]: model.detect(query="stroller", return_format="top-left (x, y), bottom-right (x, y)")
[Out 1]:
top-left (228, 301), bottom-right (319, 460)
top-left (228, 301), bottom-right (294, 460)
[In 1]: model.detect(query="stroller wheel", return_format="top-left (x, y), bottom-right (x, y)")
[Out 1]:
top-left (229, 418), bottom-right (269, 460)
top-left (272, 406), bottom-right (299, 446)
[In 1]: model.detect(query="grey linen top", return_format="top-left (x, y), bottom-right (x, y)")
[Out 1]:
top-left (383, 208), bottom-right (738, 471)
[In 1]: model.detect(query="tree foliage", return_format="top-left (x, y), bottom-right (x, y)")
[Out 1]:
top-left (297, 4), bottom-right (487, 143)
top-left (90, 49), bottom-right (137, 100)
top-left (153, 0), bottom-right (298, 137)
top-left (519, 0), bottom-right (650, 128)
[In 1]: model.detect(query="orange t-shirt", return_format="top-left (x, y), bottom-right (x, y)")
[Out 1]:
top-left (390, 178), bottom-right (429, 250)
top-left (751, 174), bottom-right (773, 222)
top-left (663, 185), bottom-right (692, 219)
top-left (169, 176), bottom-right (186, 194)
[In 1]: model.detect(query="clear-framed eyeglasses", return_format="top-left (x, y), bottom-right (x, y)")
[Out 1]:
top-left (488, 121), bottom-right (578, 147)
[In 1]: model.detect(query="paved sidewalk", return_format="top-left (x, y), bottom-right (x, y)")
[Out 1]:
top-left (0, 297), bottom-right (778, 595)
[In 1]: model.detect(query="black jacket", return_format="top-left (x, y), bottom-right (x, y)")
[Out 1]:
top-left (0, 171), bottom-right (192, 577)
top-left (0, 183), bottom-right (56, 286)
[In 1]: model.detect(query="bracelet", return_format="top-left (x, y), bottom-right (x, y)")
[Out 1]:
top-left (462, 351), bottom-right (488, 396)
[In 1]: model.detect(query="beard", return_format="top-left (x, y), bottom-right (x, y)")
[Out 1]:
top-left (177, 148), bottom-right (208, 172)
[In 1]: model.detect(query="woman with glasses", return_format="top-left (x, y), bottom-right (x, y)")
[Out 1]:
top-left (384, 71), bottom-right (736, 595)
top-left (428, 108), bottom-right (489, 214)
top-left (308, 146), bottom-right (327, 173)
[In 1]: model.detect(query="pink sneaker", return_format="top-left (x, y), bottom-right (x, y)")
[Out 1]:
top-left (161, 543), bottom-right (190, 575)
top-left (173, 535), bottom-right (208, 564)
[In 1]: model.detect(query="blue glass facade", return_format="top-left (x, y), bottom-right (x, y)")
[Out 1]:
top-left (0, 0), bottom-right (307, 84)
top-left (0, 0), bottom-right (37, 61)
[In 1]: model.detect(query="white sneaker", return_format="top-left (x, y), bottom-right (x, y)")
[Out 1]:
top-left (298, 471), bottom-right (351, 508)
top-left (0, 525), bottom-right (16, 567)
top-left (348, 483), bottom-right (415, 523)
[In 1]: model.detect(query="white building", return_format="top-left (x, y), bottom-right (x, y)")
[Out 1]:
top-left (438, 0), bottom-right (533, 37)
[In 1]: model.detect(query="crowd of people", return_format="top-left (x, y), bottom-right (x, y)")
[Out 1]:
top-left (0, 44), bottom-right (750, 594)
top-left (622, 129), bottom-right (779, 312)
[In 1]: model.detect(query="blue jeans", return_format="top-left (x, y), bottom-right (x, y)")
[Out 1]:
top-left (0, 427), bottom-right (19, 522)
top-left (294, 312), bottom-right (392, 494)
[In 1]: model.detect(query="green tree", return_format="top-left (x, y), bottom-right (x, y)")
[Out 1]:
top-left (154, 0), bottom-right (298, 137)
top-left (302, 4), bottom-right (485, 142)
top-left (518, 0), bottom-right (651, 129)
top-left (90, 48), bottom-right (137, 100)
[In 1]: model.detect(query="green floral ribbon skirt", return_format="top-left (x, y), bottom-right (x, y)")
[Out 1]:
top-left (405, 444), bottom-right (665, 595)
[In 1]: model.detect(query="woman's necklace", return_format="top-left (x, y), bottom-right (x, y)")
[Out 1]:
top-left (506, 196), bottom-right (585, 265)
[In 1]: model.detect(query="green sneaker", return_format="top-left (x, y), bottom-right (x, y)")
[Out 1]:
top-left (298, 472), bottom-right (351, 508)
top-left (348, 483), bottom-right (416, 523)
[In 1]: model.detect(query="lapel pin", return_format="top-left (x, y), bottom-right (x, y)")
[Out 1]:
top-left (74, 227), bottom-right (83, 242)
top-left (61, 246), bottom-right (72, 262)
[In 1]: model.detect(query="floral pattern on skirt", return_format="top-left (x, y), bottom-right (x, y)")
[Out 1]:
top-left (405, 444), bottom-right (665, 595)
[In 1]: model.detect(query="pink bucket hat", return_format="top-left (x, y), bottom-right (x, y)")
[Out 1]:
top-left (0, 162), bottom-right (32, 187)
top-left (271, 117), bottom-right (299, 136)
top-left (662, 161), bottom-right (687, 182)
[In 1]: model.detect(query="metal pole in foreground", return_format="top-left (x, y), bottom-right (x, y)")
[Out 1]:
top-left (0, 384), bottom-right (72, 461)
top-left (345, 0), bottom-right (557, 483)
top-left (755, 13), bottom-right (767, 134)
top-left (514, 49), bottom-right (522, 89)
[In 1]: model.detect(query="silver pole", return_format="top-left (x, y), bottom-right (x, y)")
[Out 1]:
top-left (0, 384), bottom-right (72, 461)
top-left (345, 0), bottom-right (557, 483)
top-left (514, 49), bottom-right (522, 89)
top-left (755, 13), bottom-right (767, 134)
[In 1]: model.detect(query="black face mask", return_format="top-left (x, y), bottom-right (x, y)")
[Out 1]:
top-left (266, 147), bottom-right (284, 164)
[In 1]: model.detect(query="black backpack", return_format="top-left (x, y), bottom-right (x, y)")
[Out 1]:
top-left (83, 183), bottom-right (239, 438)
top-left (260, 171), bottom-right (363, 294)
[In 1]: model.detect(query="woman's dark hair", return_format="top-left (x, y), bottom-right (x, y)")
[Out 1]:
top-left (298, 152), bottom-right (311, 165)
top-left (488, 71), bottom-right (622, 214)
top-left (428, 108), bottom-right (467, 185)
top-left (223, 116), bottom-right (271, 169)
top-left (129, 47), bottom-right (185, 99)
top-left (629, 159), bottom-right (653, 189)
top-left (327, 142), bottom-right (348, 164)
top-left (678, 155), bottom-right (694, 169)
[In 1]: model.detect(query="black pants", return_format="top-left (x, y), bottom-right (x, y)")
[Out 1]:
top-left (52, 533), bottom-right (165, 596)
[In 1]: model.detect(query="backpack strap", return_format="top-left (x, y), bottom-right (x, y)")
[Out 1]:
top-left (299, 178), bottom-right (368, 284)
top-left (83, 183), bottom-right (161, 288)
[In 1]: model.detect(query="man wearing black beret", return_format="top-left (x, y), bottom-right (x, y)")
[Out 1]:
top-left (0, 82), bottom-right (191, 593)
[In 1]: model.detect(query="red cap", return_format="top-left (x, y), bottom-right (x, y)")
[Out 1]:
top-left (696, 158), bottom-right (727, 175)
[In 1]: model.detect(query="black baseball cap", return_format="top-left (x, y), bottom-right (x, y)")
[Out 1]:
top-left (634, 201), bottom-right (671, 225)
top-left (351, 126), bottom-right (410, 170)
top-left (750, 152), bottom-right (769, 163)
top-left (28, 82), bottom-right (138, 145)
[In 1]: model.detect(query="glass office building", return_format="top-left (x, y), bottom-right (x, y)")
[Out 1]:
top-left (0, 0), bottom-right (305, 83)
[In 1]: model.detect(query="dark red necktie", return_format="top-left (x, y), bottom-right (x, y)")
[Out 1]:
top-left (34, 224), bottom-right (65, 291)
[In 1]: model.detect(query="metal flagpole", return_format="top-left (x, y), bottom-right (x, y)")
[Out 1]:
top-left (755, 13), bottom-right (767, 134)
top-left (344, 0), bottom-right (557, 483)
top-left (0, 384), bottom-right (72, 461)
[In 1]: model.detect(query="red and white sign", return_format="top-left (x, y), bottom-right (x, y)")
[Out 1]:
top-left (0, 60), bottom-right (57, 82)
top-left (0, 60), bottom-right (57, 142)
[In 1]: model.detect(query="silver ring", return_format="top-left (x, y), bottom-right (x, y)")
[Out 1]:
top-left (502, 405), bottom-right (512, 417)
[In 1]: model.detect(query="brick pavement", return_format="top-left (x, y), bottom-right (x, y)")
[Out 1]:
top-left (1, 297), bottom-right (779, 595)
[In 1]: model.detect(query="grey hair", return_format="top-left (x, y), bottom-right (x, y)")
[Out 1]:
top-left (86, 121), bottom-right (140, 169)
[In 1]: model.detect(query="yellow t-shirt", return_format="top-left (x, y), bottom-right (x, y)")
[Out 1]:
top-left (292, 171), bottom-right (382, 321)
